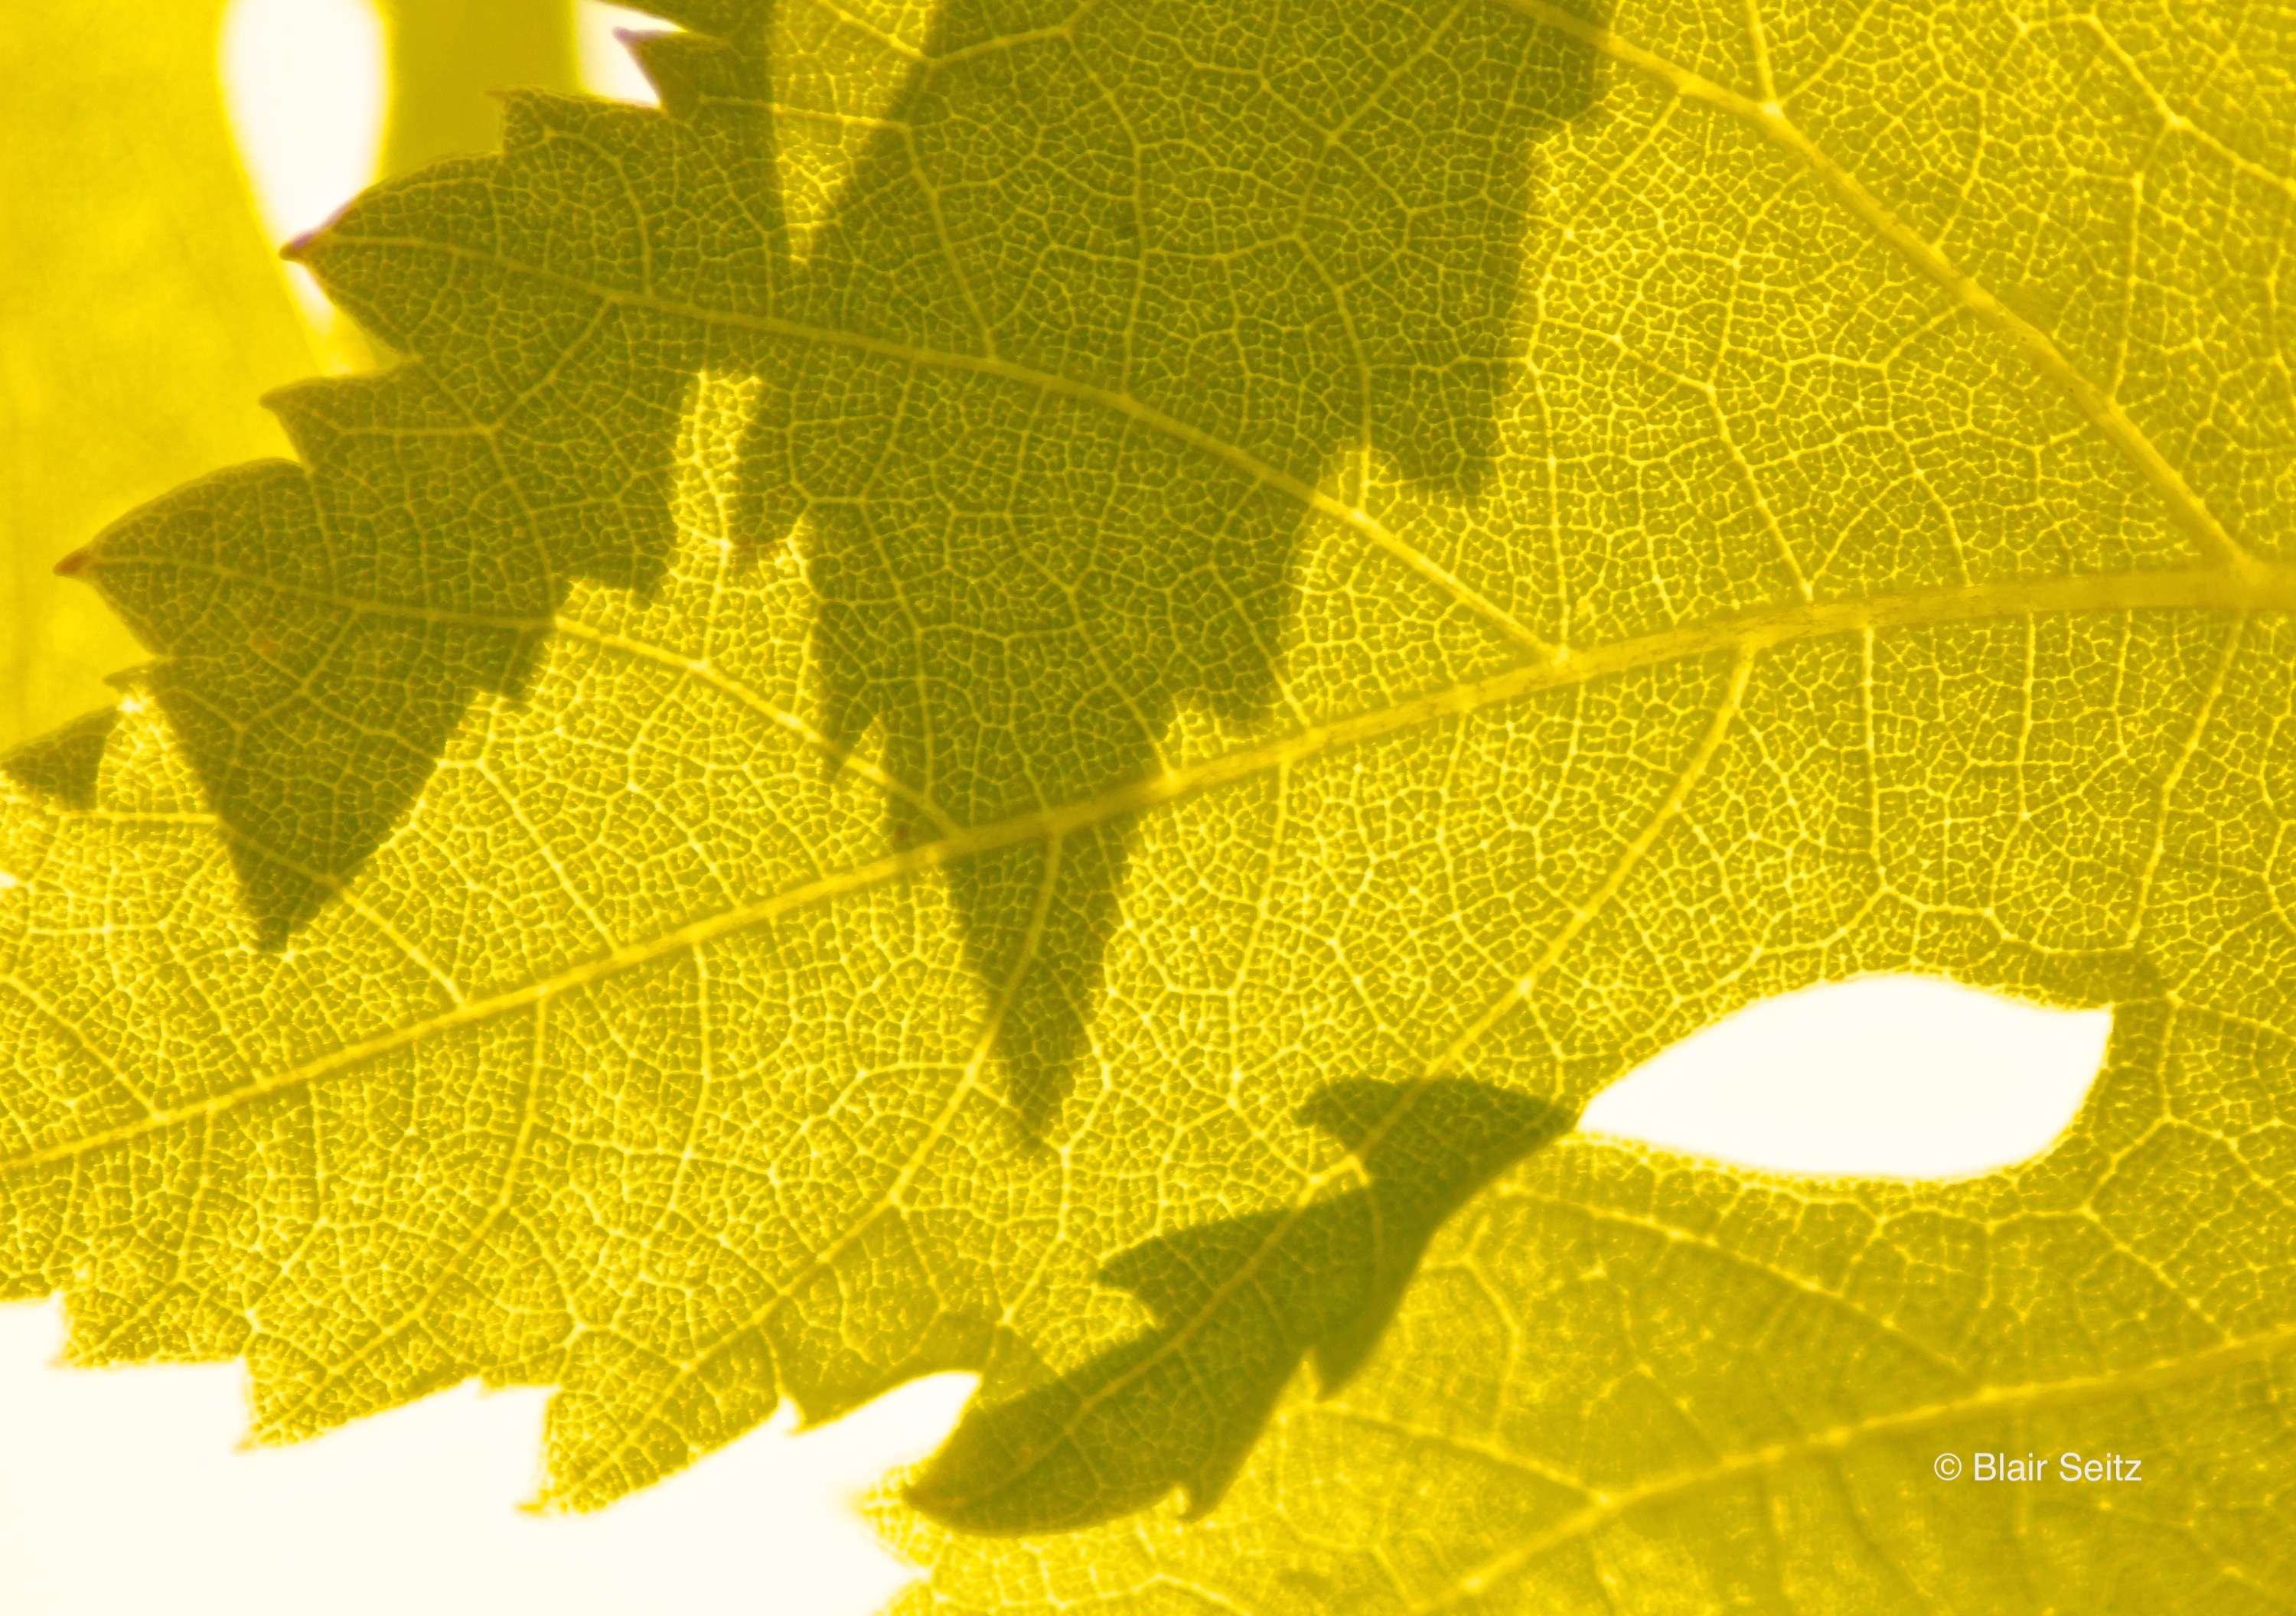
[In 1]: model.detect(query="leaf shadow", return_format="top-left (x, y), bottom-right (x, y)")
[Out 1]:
top-left (64, 0), bottom-right (1609, 1110)
top-left (748, 0), bottom-right (1611, 1129)
top-left (904, 1077), bottom-right (1570, 1533)
top-left (2, 707), bottom-right (119, 811)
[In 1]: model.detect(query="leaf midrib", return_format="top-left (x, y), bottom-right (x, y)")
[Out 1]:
top-left (8, 560), bottom-right (2287, 1176)
top-left (3, 0), bottom-right (2281, 1552)
top-left (324, 0), bottom-right (2260, 627)
top-left (294, 233), bottom-right (1556, 659)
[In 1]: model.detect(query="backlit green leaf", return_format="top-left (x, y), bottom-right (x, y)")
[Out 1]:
top-left (888, 1002), bottom-right (2296, 1611)
top-left (2, 0), bottom-right (2291, 1608)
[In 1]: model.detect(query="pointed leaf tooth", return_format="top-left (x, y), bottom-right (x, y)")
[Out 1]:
top-left (628, 29), bottom-right (755, 118)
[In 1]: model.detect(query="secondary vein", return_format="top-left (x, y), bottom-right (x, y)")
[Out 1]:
top-left (6, 562), bottom-right (2288, 1175)
top-left (1493, 0), bottom-right (2263, 583)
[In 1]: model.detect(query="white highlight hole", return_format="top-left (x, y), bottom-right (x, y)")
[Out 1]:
top-left (218, 0), bottom-right (386, 244)
top-left (1578, 975), bottom-right (2110, 1178)
top-left (580, 2), bottom-right (677, 104)
top-left (140, 9), bottom-right (968, 1611)
top-left (0, 1302), bottom-right (973, 1616)
top-left (219, 0), bottom-right (386, 336)
top-left (220, 0), bottom-right (386, 334)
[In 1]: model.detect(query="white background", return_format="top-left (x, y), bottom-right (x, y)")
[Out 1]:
top-left (0, 5), bottom-right (2113, 1609)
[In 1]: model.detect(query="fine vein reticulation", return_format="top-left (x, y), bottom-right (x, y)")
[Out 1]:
top-left (4, 0), bottom-right (2293, 1611)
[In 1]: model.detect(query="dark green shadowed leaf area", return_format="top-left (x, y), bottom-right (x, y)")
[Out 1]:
top-left (64, 0), bottom-right (582, 939)
top-left (73, 0), bottom-right (1605, 1121)
top-left (8, 0), bottom-right (2296, 1606)
top-left (780, 0), bottom-right (1605, 1127)
top-left (1, 707), bottom-right (119, 812)
top-left (0, 0), bottom-right (318, 751)
top-left (909, 1080), bottom-right (1568, 1533)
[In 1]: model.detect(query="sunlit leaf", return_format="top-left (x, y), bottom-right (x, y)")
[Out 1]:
top-left (3, 2), bottom-right (2291, 1608)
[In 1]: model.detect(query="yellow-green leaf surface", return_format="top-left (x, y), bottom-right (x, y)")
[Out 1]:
top-left (0, 0), bottom-right (583, 758)
top-left (889, 1002), bottom-right (2296, 1611)
top-left (0, 0), bottom-right (318, 752)
top-left (4, 0), bottom-right (2294, 1608)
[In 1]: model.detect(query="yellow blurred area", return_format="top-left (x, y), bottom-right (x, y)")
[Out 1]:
top-left (0, 0), bottom-right (316, 749)
top-left (0, 0), bottom-right (602, 751)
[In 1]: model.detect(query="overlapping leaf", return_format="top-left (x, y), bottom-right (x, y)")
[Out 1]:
top-left (0, 0), bottom-right (317, 754)
top-left (376, 0), bottom-right (585, 176)
top-left (891, 999), bottom-right (2296, 1611)
top-left (0, 0), bottom-right (583, 760)
top-left (2, 0), bottom-right (2292, 1606)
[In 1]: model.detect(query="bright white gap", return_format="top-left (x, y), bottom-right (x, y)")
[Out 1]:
top-left (186, 11), bottom-right (2098, 1611)
top-left (581, 2), bottom-right (676, 103)
top-left (1579, 975), bottom-right (2111, 1178)
top-left (219, 0), bottom-right (386, 332)
top-left (0, 1302), bottom-right (973, 1616)
top-left (62, 17), bottom-right (963, 1614)
top-left (221, 2), bottom-right (672, 339)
